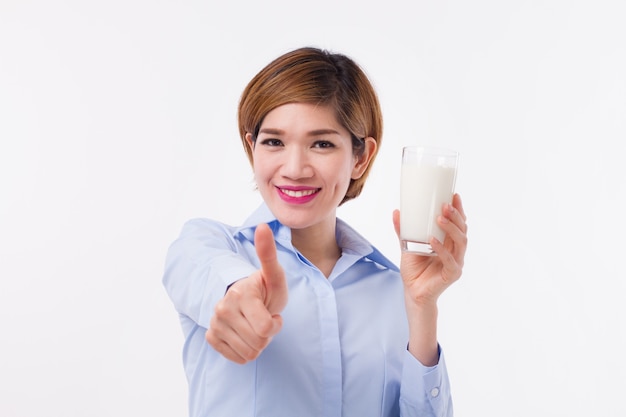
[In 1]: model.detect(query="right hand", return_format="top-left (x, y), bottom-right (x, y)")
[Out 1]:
top-left (205, 223), bottom-right (288, 364)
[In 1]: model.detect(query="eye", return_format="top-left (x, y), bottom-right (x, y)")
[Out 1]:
top-left (312, 140), bottom-right (335, 149)
top-left (259, 138), bottom-right (283, 147)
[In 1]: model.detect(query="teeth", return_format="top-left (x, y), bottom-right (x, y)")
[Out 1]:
top-left (281, 188), bottom-right (317, 198)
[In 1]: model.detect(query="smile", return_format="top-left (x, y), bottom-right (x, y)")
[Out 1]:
top-left (280, 188), bottom-right (317, 198)
top-left (276, 187), bottom-right (320, 204)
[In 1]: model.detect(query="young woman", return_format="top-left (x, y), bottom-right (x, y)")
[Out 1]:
top-left (163, 46), bottom-right (468, 417)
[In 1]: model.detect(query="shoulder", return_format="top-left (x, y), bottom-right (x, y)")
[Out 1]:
top-left (180, 217), bottom-right (236, 237)
top-left (169, 218), bottom-right (245, 255)
top-left (170, 204), bottom-right (279, 256)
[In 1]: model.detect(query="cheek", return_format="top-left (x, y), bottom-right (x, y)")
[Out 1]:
top-left (337, 161), bottom-right (352, 178)
top-left (333, 159), bottom-right (357, 189)
top-left (250, 153), bottom-right (267, 176)
top-left (252, 164), bottom-right (268, 183)
top-left (251, 158), bottom-right (275, 191)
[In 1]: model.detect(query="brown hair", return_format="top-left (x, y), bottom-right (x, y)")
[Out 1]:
top-left (238, 47), bottom-right (383, 205)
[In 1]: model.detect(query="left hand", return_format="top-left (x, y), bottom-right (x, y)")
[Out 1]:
top-left (393, 193), bottom-right (468, 307)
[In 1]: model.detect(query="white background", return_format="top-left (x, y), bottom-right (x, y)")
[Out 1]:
top-left (1, 0), bottom-right (625, 416)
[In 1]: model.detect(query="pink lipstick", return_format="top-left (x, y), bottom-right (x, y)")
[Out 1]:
top-left (276, 186), bottom-right (320, 204)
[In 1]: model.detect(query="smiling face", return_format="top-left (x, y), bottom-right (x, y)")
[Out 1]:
top-left (246, 102), bottom-right (375, 233)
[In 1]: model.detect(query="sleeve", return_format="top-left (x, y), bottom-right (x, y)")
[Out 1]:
top-left (162, 218), bottom-right (258, 329)
top-left (399, 345), bottom-right (453, 417)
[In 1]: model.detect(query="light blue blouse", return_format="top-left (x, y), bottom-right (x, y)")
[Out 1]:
top-left (163, 203), bottom-right (452, 417)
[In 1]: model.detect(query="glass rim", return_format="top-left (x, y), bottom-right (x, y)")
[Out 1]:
top-left (402, 145), bottom-right (459, 158)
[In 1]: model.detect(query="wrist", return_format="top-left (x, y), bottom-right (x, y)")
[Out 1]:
top-left (405, 292), bottom-right (438, 314)
top-left (405, 295), bottom-right (439, 366)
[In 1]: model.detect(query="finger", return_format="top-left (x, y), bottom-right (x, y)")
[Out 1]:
top-left (255, 223), bottom-right (282, 280)
top-left (208, 296), bottom-right (276, 363)
top-left (206, 315), bottom-right (261, 364)
top-left (206, 323), bottom-right (273, 364)
top-left (442, 201), bottom-right (468, 235)
top-left (438, 212), bottom-right (467, 256)
top-left (452, 193), bottom-right (467, 221)
top-left (392, 209), bottom-right (401, 238)
top-left (205, 327), bottom-right (249, 364)
top-left (429, 237), bottom-right (462, 283)
top-left (239, 286), bottom-right (283, 338)
top-left (254, 223), bottom-right (288, 314)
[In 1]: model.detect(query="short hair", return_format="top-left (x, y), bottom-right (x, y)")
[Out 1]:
top-left (238, 47), bottom-right (383, 205)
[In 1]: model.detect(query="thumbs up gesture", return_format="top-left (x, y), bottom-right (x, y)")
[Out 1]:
top-left (205, 223), bottom-right (288, 364)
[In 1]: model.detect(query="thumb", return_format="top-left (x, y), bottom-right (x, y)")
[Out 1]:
top-left (254, 223), bottom-right (288, 315)
top-left (392, 209), bottom-right (401, 238)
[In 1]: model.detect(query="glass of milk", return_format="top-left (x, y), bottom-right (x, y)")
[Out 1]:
top-left (400, 146), bottom-right (459, 255)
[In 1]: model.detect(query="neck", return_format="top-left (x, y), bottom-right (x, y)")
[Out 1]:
top-left (291, 222), bottom-right (341, 278)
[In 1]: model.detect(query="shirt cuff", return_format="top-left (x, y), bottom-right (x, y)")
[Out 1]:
top-left (400, 345), bottom-right (453, 416)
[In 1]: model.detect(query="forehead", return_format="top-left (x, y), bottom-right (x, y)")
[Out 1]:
top-left (260, 103), bottom-right (346, 133)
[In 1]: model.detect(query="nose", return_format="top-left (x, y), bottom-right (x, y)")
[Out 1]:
top-left (280, 147), bottom-right (314, 179)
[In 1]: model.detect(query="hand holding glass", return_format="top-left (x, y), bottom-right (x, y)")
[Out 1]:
top-left (400, 146), bottom-right (459, 255)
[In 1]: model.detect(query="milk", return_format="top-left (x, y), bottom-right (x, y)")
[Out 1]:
top-left (400, 163), bottom-right (457, 245)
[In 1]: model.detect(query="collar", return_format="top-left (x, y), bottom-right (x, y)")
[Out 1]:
top-left (234, 203), bottom-right (399, 272)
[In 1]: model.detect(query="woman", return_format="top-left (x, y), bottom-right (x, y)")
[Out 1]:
top-left (163, 46), bottom-right (467, 417)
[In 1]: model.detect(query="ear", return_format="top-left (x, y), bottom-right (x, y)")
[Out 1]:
top-left (245, 132), bottom-right (255, 154)
top-left (351, 137), bottom-right (377, 179)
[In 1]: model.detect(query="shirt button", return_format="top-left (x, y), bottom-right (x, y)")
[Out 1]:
top-left (430, 387), bottom-right (440, 398)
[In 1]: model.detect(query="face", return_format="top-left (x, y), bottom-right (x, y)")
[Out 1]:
top-left (246, 102), bottom-right (374, 232)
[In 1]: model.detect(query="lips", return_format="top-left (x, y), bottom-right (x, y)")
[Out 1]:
top-left (280, 188), bottom-right (317, 198)
top-left (276, 186), bottom-right (320, 204)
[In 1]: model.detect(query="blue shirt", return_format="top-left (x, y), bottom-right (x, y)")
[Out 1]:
top-left (163, 203), bottom-right (453, 417)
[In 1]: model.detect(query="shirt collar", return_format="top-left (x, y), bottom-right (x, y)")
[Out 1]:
top-left (235, 203), bottom-right (293, 251)
top-left (235, 203), bottom-right (399, 272)
top-left (335, 217), bottom-right (399, 272)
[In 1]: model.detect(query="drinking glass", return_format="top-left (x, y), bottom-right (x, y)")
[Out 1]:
top-left (400, 146), bottom-right (459, 255)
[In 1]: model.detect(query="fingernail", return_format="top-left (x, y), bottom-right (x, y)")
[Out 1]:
top-left (439, 215), bottom-right (449, 224)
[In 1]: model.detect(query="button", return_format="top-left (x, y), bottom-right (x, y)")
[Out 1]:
top-left (430, 387), bottom-right (440, 397)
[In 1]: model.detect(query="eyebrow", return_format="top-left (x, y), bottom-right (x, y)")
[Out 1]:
top-left (258, 128), bottom-right (342, 136)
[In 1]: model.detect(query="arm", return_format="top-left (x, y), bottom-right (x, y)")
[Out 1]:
top-left (393, 194), bottom-right (467, 417)
top-left (393, 193), bottom-right (467, 365)
top-left (162, 218), bottom-right (258, 328)
top-left (163, 220), bottom-right (288, 364)
top-left (204, 223), bottom-right (288, 364)
top-left (399, 348), bottom-right (453, 417)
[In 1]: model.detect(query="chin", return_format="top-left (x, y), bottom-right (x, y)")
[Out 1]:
top-left (263, 202), bottom-right (309, 226)
top-left (263, 193), bottom-right (340, 230)
top-left (273, 213), bottom-right (315, 230)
